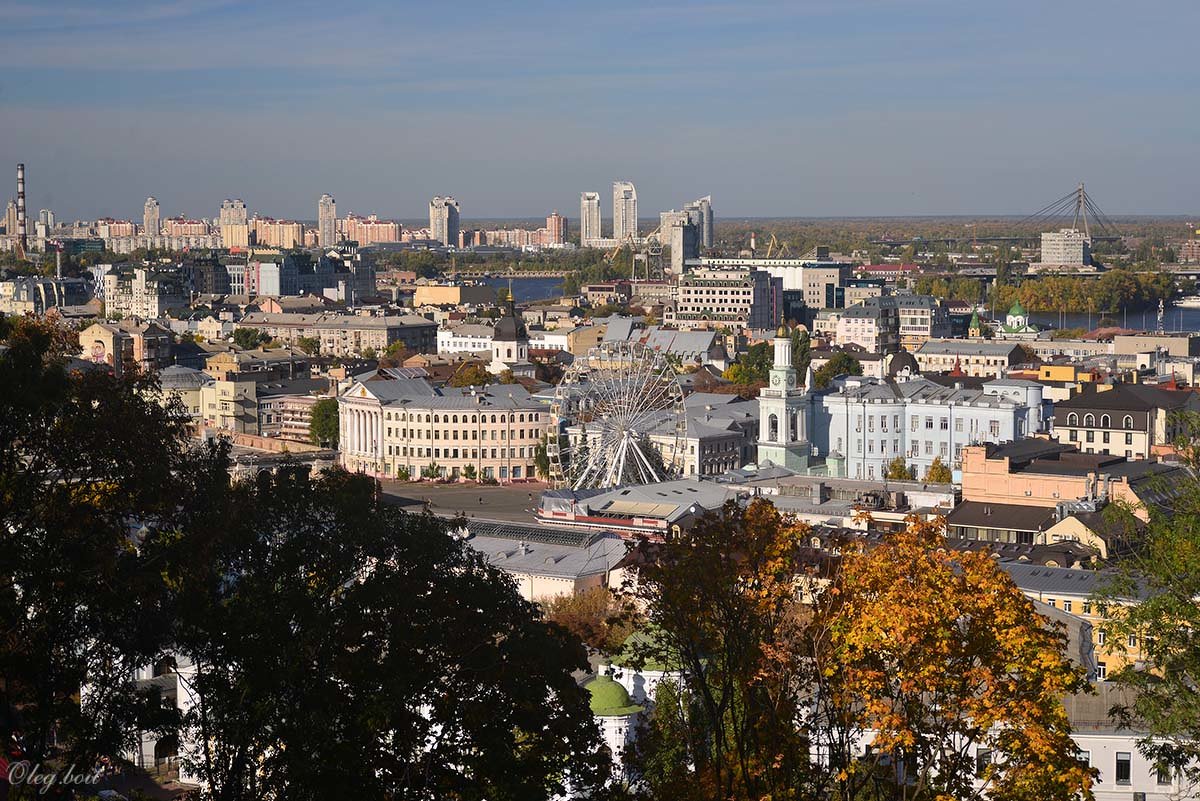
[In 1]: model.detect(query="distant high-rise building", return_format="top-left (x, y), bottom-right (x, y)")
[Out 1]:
top-left (38, 209), bottom-right (55, 229)
top-left (580, 191), bottom-right (601, 245)
top-left (429, 196), bottom-right (460, 246)
top-left (546, 211), bottom-right (568, 245)
top-left (220, 198), bottom-right (248, 227)
top-left (3, 199), bottom-right (16, 237)
top-left (318, 193), bottom-right (337, 248)
top-left (143, 197), bottom-right (160, 237)
top-left (660, 211), bottom-right (699, 274)
top-left (1040, 228), bottom-right (1091, 265)
top-left (684, 195), bottom-right (714, 249)
top-left (613, 181), bottom-right (637, 242)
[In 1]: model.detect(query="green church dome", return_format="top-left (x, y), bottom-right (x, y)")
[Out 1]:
top-left (1009, 299), bottom-right (1027, 316)
top-left (584, 675), bottom-right (643, 716)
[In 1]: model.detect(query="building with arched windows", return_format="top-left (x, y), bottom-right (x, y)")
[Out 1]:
top-left (339, 378), bottom-right (548, 481)
top-left (1052, 383), bottom-right (1200, 460)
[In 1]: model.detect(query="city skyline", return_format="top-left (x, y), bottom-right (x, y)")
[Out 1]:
top-left (1, 1), bottom-right (1198, 221)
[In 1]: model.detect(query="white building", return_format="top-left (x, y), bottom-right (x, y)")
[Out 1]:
top-left (318, 193), bottom-right (337, 247)
top-left (580, 191), bottom-right (602, 245)
top-left (1040, 228), bottom-right (1091, 266)
top-left (757, 326), bottom-right (813, 471)
top-left (812, 376), bottom-right (1046, 481)
top-left (437, 323), bottom-right (495, 354)
top-left (612, 181), bottom-right (637, 242)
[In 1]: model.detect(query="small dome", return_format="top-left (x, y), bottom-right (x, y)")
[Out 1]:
top-left (584, 675), bottom-right (643, 717)
top-left (1009, 299), bottom-right (1026, 316)
top-left (776, 323), bottom-right (788, 338)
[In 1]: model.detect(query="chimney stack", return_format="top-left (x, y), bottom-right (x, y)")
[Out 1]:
top-left (16, 163), bottom-right (27, 254)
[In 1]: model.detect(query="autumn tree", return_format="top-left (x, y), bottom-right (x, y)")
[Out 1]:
top-left (624, 499), bottom-right (819, 800)
top-left (449, 362), bottom-right (493, 387)
top-left (542, 586), bottom-right (636, 655)
top-left (925, 456), bottom-right (953, 484)
top-left (811, 517), bottom-right (1094, 801)
top-left (885, 456), bottom-right (915, 481)
top-left (232, 327), bottom-right (269, 350)
top-left (294, 335), bottom-right (321, 355)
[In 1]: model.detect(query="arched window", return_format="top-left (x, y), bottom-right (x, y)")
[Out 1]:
top-left (491, 415), bottom-right (497, 423)
top-left (1123, 415), bottom-right (1134, 429)
top-left (768, 414), bottom-right (779, 442)
top-left (1083, 413), bottom-right (1095, 427)
top-left (1067, 413), bottom-right (1079, 426)
top-left (433, 414), bottom-right (440, 424)
top-left (1100, 414), bottom-right (1111, 428)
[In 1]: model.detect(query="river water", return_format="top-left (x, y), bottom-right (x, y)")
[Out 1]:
top-left (479, 276), bottom-right (564, 303)
top-left (1027, 308), bottom-right (1200, 333)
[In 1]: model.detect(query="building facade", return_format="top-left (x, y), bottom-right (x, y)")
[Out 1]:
top-left (143, 197), bottom-right (160, 236)
top-left (1052, 384), bottom-right (1200, 459)
top-left (612, 181), bottom-right (637, 242)
top-left (429, 196), bottom-right (460, 247)
top-left (318, 193), bottom-right (337, 247)
top-left (665, 266), bottom-right (778, 330)
top-left (580, 191), bottom-right (602, 245)
top-left (238, 311), bottom-right (437, 356)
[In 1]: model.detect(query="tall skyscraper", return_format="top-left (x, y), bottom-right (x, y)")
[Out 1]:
top-left (580, 191), bottom-right (601, 245)
top-left (429, 196), bottom-right (460, 246)
top-left (546, 211), bottom-right (568, 245)
top-left (143, 197), bottom-right (160, 237)
top-left (318, 193), bottom-right (337, 248)
top-left (613, 181), bottom-right (637, 242)
top-left (3, 199), bottom-right (16, 237)
top-left (684, 195), bottom-right (714, 249)
top-left (220, 198), bottom-right (248, 227)
top-left (38, 209), bottom-right (55, 229)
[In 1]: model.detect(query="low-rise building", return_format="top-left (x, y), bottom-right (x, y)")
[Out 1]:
top-left (915, 339), bottom-right (1026, 377)
top-left (238, 311), bottom-right (437, 356)
top-left (339, 379), bottom-right (549, 482)
top-left (79, 319), bottom-right (172, 376)
top-left (437, 323), bottom-right (494, 354)
top-left (1052, 383), bottom-right (1200, 459)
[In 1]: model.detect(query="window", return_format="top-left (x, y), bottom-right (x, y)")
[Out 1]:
top-left (989, 420), bottom-right (1001, 437)
top-left (1067, 413), bottom-right (1079, 426)
top-left (955, 418), bottom-right (963, 432)
top-left (1086, 431), bottom-right (1094, 443)
top-left (1128, 634), bottom-right (1138, 649)
top-left (925, 416), bottom-right (934, 429)
top-left (1098, 630), bottom-right (1107, 646)
top-left (1103, 432), bottom-right (1110, 444)
top-left (1069, 429), bottom-right (1079, 441)
top-left (1125, 433), bottom-right (1133, 445)
top-left (1077, 750), bottom-right (1090, 769)
top-left (1084, 413), bottom-right (1096, 427)
top-left (1063, 600), bottom-right (1072, 613)
top-left (1115, 752), bottom-right (1131, 785)
top-left (1124, 415), bottom-right (1134, 429)
top-left (1097, 661), bottom-right (1107, 680)
top-left (975, 749), bottom-right (993, 778)
top-left (1158, 763), bottom-right (1172, 785)
top-left (1101, 414), bottom-right (1111, 428)
top-left (1083, 602), bottom-right (1092, 614)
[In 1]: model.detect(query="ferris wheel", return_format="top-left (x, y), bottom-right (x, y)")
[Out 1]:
top-left (548, 341), bottom-right (686, 489)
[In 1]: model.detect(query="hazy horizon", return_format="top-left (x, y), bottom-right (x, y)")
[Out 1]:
top-left (2, 1), bottom-right (1197, 222)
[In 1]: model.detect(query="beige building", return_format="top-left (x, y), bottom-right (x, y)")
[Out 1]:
top-left (915, 340), bottom-right (1025, 377)
top-left (238, 311), bottom-right (437, 356)
top-left (1052, 383), bottom-right (1200, 460)
top-left (339, 379), bottom-right (549, 482)
top-left (200, 377), bottom-right (258, 433)
top-left (412, 284), bottom-right (496, 307)
top-left (79, 319), bottom-right (172, 376)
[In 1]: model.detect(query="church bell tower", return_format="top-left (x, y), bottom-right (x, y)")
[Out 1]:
top-left (757, 325), bottom-right (811, 471)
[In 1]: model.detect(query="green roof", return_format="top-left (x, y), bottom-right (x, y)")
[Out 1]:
top-left (584, 675), bottom-right (643, 716)
top-left (1009, 299), bottom-right (1026, 316)
top-left (969, 310), bottom-right (981, 328)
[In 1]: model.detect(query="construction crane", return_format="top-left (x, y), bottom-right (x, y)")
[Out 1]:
top-left (765, 233), bottom-right (792, 258)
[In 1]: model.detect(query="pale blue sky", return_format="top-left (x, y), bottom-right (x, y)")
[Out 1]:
top-left (1, 0), bottom-right (1196, 221)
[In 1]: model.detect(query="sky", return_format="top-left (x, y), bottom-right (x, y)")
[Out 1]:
top-left (1, 0), bottom-right (1197, 222)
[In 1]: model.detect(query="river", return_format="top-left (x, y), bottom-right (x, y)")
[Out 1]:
top-left (479, 276), bottom-right (564, 303)
top-left (1027, 307), bottom-right (1200, 333)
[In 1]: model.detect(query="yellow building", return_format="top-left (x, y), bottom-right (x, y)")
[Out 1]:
top-left (412, 284), bottom-right (496, 307)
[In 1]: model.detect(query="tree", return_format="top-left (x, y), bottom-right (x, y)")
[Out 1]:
top-left (295, 335), bottom-right (321, 356)
top-left (167, 467), bottom-right (612, 800)
top-left (309, 397), bottom-right (339, 448)
top-left (542, 587), bottom-right (635, 655)
top-left (0, 315), bottom-right (224, 775)
top-left (812, 352), bottom-right (862, 389)
top-left (379, 341), bottom-right (411, 368)
top-left (462, 463), bottom-right (477, 481)
top-left (361, 346), bottom-right (377, 360)
top-left (624, 499), bottom-right (819, 800)
top-left (499, 369), bottom-right (517, 385)
top-left (534, 435), bottom-right (551, 479)
top-left (791, 328), bottom-right (811, 375)
top-left (812, 518), bottom-right (1094, 801)
top-left (1092, 413), bottom-right (1200, 791)
top-left (232, 327), bottom-right (269, 350)
top-left (449, 362), bottom-right (493, 388)
top-left (925, 456), bottom-right (953, 484)
top-left (884, 456), bottom-right (915, 481)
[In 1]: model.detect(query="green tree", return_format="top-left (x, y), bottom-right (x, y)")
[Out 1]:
top-left (361, 346), bottom-right (377, 360)
top-left (812, 352), bottom-right (863, 389)
top-left (0, 315), bottom-right (223, 774)
top-left (1093, 413), bottom-right (1200, 788)
top-left (885, 456), bottom-right (915, 481)
top-left (925, 456), bottom-right (953, 484)
top-left (232, 327), bottom-right (269, 349)
top-left (167, 467), bottom-right (612, 800)
top-left (295, 335), bottom-right (321, 356)
top-left (462, 463), bottom-right (477, 481)
top-left (721, 341), bottom-right (772, 385)
top-left (791, 328), bottom-right (811, 374)
top-left (534, 435), bottom-right (551, 479)
top-left (309, 397), bottom-right (339, 448)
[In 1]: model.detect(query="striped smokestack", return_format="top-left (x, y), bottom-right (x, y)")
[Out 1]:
top-left (16, 163), bottom-right (27, 253)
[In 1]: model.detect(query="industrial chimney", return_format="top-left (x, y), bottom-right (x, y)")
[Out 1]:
top-left (16, 163), bottom-right (27, 255)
